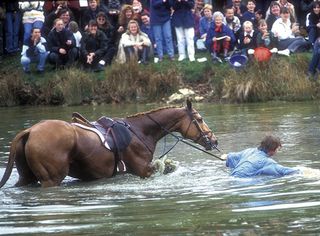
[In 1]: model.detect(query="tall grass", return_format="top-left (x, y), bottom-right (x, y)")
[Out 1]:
top-left (221, 55), bottom-right (319, 102)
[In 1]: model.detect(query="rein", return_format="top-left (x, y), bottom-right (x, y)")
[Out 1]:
top-left (146, 113), bottom-right (224, 161)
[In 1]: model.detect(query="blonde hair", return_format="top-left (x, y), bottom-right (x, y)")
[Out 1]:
top-left (243, 20), bottom-right (253, 29)
top-left (126, 19), bottom-right (140, 33)
top-left (202, 4), bottom-right (213, 12)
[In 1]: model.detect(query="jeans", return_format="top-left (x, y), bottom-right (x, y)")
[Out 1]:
top-left (175, 27), bottom-right (195, 60)
top-left (5, 11), bottom-right (21, 53)
top-left (152, 20), bottom-right (174, 59)
top-left (21, 51), bottom-right (49, 71)
top-left (48, 47), bottom-right (78, 67)
top-left (23, 21), bottom-right (44, 43)
top-left (308, 40), bottom-right (320, 74)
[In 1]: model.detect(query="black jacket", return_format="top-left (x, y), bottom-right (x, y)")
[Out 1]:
top-left (47, 28), bottom-right (76, 53)
top-left (80, 29), bottom-right (108, 57)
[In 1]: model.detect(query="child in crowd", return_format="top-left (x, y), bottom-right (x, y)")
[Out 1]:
top-left (238, 20), bottom-right (257, 55)
top-left (206, 12), bottom-right (235, 63)
top-left (241, 0), bottom-right (256, 25)
top-left (69, 21), bottom-right (82, 59)
top-left (256, 19), bottom-right (277, 48)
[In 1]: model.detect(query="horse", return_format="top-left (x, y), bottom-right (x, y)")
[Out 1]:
top-left (0, 100), bottom-right (218, 188)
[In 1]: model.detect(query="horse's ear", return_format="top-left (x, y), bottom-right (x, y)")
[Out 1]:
top-left (186, 98), bottom-right (192, 110)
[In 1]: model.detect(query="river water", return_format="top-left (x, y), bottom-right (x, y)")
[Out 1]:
top-left (0, 102), bottom-right (319, 235)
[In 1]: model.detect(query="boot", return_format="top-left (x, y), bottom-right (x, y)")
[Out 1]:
top-left (141, 46), bottom-right (150, 65)
top-left (124, 46), bottom-right (136, 62)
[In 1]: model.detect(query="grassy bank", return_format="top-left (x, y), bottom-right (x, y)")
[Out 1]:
top-left (0, 53), bottom-right (319, 106)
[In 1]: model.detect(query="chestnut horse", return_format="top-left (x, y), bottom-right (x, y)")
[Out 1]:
top-left (0, 100), bottom-right (218, 188)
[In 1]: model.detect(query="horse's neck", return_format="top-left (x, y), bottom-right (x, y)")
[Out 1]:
top-left (126, 107), bottom-right (185, 142)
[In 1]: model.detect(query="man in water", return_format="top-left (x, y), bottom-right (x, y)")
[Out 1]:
top-left (221, 135), bottom-right (299, 177)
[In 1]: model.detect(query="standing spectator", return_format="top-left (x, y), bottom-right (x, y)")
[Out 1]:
top-left (81, 0), bottom-right (107, 30)
top-left (3, 1), bottom-right (21, 54)
top-left (47, 18), bottom-right (78, 68)
top-left (307, 1), bottom-right (320, 45)
top-left (205, 12), bottom-right (235, 62)
top-left (266, 1), bottom-right (281, 31)
top-left (301, 0), bottom-right (314, 27)
top-left (238, 20), bottom-right (258, 55)
top-left (271, 7), bottom-right (310, 53)
top-left (43, 7), bottom-right (74, 37)
top-left (21, 27), bottom-right (48, 74)
top-left (150, 0), bottom-right (175, 61)
top-left (223, 5), bottom-right (241, 41)
top-left (96, 11), bottom-right (117, 65)
top-left (308, 37), bottom-right (320, 80)
top-left (116, 20), bottom-right (152, 64)
top-left (20, 1), bottom-right (45, 43)
top-left (80, 20), bottom-right (108, 71)
top-left (197, 4), bottom-right (214, 50)
top-left (0, 2), bottom-right (4, 62)
top-left (171, 0), bottom-right (196, 62)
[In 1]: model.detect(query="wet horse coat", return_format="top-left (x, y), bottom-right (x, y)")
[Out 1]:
top-left (0, 101), bottom-right (218, 187)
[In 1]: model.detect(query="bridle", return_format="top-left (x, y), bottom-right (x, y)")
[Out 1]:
top-left (145, 108), bottom-right (222, 160)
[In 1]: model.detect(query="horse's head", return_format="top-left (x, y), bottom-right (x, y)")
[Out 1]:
top-left (181, 99), bottom-right (218, 151)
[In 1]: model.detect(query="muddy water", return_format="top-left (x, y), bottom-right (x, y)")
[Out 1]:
top-left (0, 102), bottom-right (319, 235)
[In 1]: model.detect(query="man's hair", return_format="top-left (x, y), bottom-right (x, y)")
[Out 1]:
top-left (258, 135), bottom-right (281, 153)
top-left (31, 27), bottom-right (41, 33)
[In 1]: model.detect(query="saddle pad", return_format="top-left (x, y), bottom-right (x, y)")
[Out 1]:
top-left (72, 123), bottom-right (111, 150)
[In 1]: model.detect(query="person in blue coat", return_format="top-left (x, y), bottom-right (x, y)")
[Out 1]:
top-left (221, 135), bottom-right (299, 178)
top-left (205, 12), bottom-right (236, 62)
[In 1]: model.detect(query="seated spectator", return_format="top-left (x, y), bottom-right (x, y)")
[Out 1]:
top-left (205, 12), bottom-right (235, 62)
top-left (197, 4), bottom-right (214, 51)
top-left (69, 21), bottom-right (82, 57)
top-left (20, 1), bottom-right (45, 43)
top-left (43, 7), bottom-right (74, 37)
top-left (307, 1), bottom-right (320, 45)
top-left (21, 27), bottom-right (48, 74)
top-left (241, 0), bottom-right (256, 25)
top-left (238, 20), bottom-right (258, 55)
top-left (116, 20), bottom-right (152, 64)
top-left (3, 1), bottom-right (21, 54)
top-left (80, 20), bottom-right (108, 71)
top-left (96, 11), bottom-right (117, 65)
top-left (82, 0), bottom-right (107, 30)
top-left (47, 18), bottom-right (78, 68)
top-left (271, 7), bottom-right (310, 53)
top-left (256, 19), bottom-right (278, 49)
top-left (171, 0), bottom-right (195, 61)
top-left (223, 5), bottom-right (241, 41)
top-left (266, 1), bottom-right (281, 31)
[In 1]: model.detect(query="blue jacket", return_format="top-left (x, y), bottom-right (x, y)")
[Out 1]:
top-left (199, 16), bottom-right (213, 37)
top-left (226, 148), bottom-right (299, 178)
top-left (150, 0), bottom-right (171, 25)
top-left (205, 23), bottom-right (236, 52)
top-left (170, 0), bottom-right (194, 28)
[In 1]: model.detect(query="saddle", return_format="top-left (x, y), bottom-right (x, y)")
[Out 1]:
top-left (72, 112), bottom-right (132, 175)
top-left (72, 112), bottom-right (132, 153)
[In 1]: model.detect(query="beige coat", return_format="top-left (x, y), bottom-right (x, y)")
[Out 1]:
top-left (116, 31), bottom-right (152, 64)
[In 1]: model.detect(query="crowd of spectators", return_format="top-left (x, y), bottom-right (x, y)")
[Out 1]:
top-left (0, 0), bottom-right (319, 78)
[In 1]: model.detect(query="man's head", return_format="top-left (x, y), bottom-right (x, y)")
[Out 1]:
top-left (88, 20), bottom-right (98, 35)
top-left (54, 18), bottom-right (64, 32)
top-left (140, 12), bottom-right (150, 25)
top-left (258, 135), bottom-right (281, 156)
top-left (31, 27), bottom-right (41, 39)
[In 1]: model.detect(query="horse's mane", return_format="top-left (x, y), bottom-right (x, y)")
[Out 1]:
top-left (126, 105), bottom-right (182, 118)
